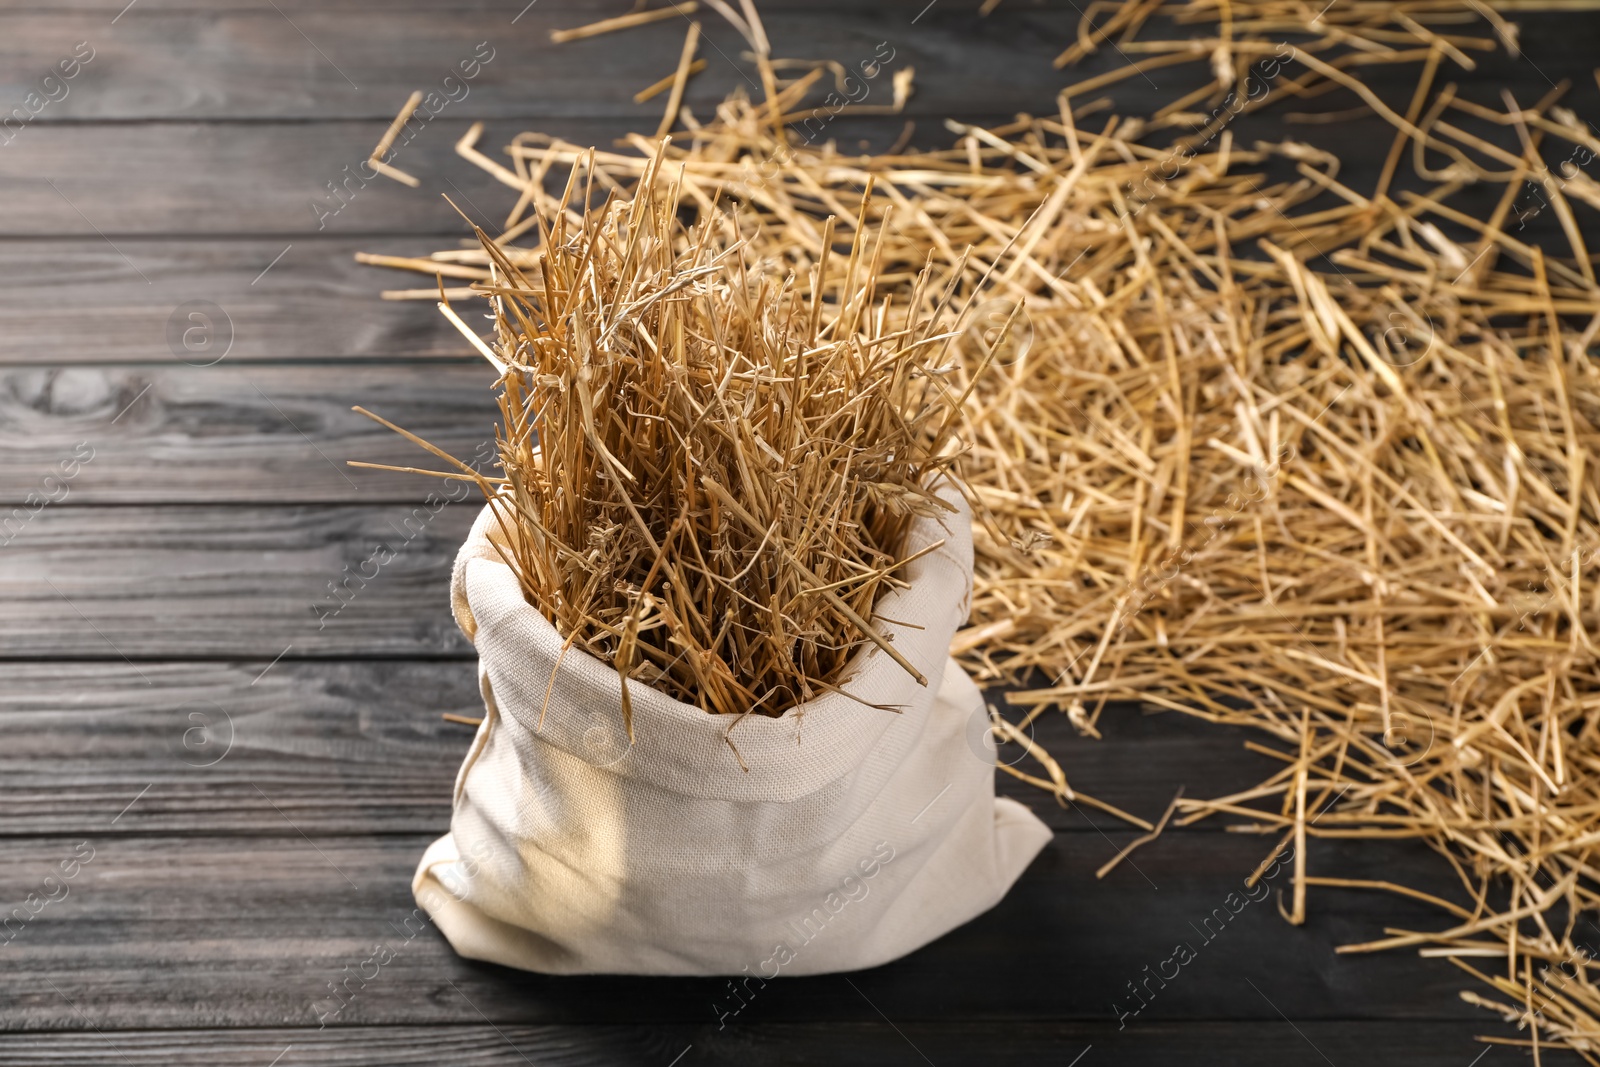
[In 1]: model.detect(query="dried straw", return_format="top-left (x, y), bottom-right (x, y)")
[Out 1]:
top-left (549, 2), bottom-right (699, 44)
top-left (368, 91), bottom-right (423, 187)
top-left (358, 159), bottom-right (982, 736)
top-left (635, 58), bottom-right (708, 104)
top-left (357, 0), bottom-right (1600, 1052)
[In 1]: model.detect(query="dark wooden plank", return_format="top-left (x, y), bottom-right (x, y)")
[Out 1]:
top-left (0, 238), bottom-right (483, 364)
top-left (0, 5), bottom-right (1592, 126)
top-left (0, 831), bottom-right (1498, 1028)
top-left (1, 119), bottom-right (529, 238)
top-left (0, 6), bottom-right (1074, 122)
top-left (0, 0), bottom-right (1053, 10)
top-left (0, 116), bottom-right (961, 237)
top-left (42, 215), bottom-right (1586, 370)
top-left (0, 363), bottom-right (502, 503)
top-left (0, 505), bottom-right (477, 657)
top-left (0, 0), bottom-right (631, 6)
top-left (1, 28), bottom-right (1593, 239)
top-left (0, 6), bottom-right (1594, 1058)
top-left (0, 1021), bottom-right (1558, 1067)
top-left (0, 660), bottom-right (1280, 836)
top-left (0, 661), bottom-right (477, 836)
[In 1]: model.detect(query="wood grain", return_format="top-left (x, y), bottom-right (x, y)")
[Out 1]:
top-left (3, 69), bottom-right (1593, 240)
top-left (0, 119), bottom-right (525, 237)
top-left (0, 363), bottom-right (500, 502)
top-left (0, 1022), bottom-right (1550, 1067)
top-left (0, 505), bottom-right (477, 657)
top-left (0, 6), bottom-right (1075, 122)
top-left (0, 660), bottom-right (477, 836)
top-left (0, 239), bottom-right (474, 364)
top-left (4, 3), bottom-right (1599, 1060)
top-left (0, 116), bottom-right (982, 237)
top-left (0, 5), bottom-right (1590, 128)
top-left (0, 660), bottom-right (1285, 836)
top-left (0, 832), bottom-right (1487, 1029)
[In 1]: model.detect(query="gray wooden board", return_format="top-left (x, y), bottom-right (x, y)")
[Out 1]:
top-left (0, 505), bottom-right (479, 657)
top-left (3, 110), bottom-right (1593, 240)
top-left (0, 1022), bottom-right (1563, 1067)
top-left (0, 4), bottom-right (1590, 126)
top-left (5, 1), bottom-right (1600, 1063)
top-left (0, 4), bottom-right (1077, 122)
top-left (0, 118), bottom-right (540, 238)
top-left (0, 362), bottom-right (501, 502)
top-left (0, 660), bottom-right (1289, 836)
top-left (0, 832), bottom-right (1512, 1028)
top-left (0, 239), bottom-right (486, 365)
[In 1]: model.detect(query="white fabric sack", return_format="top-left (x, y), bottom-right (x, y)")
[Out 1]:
top-left (413, 484), bottom-right (1051, 976)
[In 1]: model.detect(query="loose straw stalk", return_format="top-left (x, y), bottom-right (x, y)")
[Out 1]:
top-left (368, 91), bottom-right (423, 187)
top-left (550, 2), bottom-right (699, 44)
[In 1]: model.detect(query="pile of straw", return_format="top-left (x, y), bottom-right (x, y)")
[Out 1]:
top-left (358, 0), bottom-right (1600, 1055)
top-left (358, 165), bottom-right (981, 731)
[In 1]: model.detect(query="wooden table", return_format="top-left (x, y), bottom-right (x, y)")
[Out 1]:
top-left (2, 2), bottom-right (1597, 1063)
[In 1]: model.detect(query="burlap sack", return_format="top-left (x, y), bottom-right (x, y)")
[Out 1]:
top-left (413, 484), bottom-right (1051, 976)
